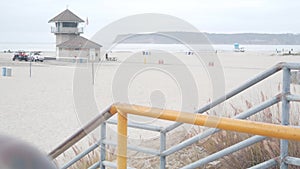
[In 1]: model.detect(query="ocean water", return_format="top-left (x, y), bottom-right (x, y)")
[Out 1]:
top-left (1, 43), bottom-right (300, 53)
top-left (213, 44), bottom-right (300, 52)
top-left (0, 43), bottom-right (56, 52)
top-left (110, 44), bottom-right (300, 52)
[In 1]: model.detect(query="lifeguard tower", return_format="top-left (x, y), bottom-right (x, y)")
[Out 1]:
top-left (49, 9), bottom-right (84, 46)
top-left (49, 9), bottom-right (102, 60)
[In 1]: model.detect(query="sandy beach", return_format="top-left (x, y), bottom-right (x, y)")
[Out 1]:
top-left (1, 50), bottom-right (300, 166)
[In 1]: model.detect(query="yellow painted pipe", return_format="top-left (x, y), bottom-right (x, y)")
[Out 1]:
top-left (111, 103), bottom-right (300, 141)
top-left (117, 111), bottom-right (127, 169)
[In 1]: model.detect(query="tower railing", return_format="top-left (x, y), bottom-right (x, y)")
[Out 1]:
top-left (48, 62), bottom-right (300, 169)
top-left (51, 27), bottom-right (84, 34)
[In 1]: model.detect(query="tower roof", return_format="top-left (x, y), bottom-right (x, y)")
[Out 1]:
top-left (57, 36), bottom-right (102, 49)
top-left (48, 9), bottom-right (84, 23)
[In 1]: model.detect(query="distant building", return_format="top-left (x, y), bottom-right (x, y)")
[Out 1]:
top-left (48, 9), bottom-right (102, 60)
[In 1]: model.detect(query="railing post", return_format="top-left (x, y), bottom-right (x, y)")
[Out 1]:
top-left (100, 123), bottom-right (106, 169)
top-left (160, 131), bottom-right (166, 169)
top-left (281, 67), bottom-right (291, 169)
top-left (117, 111), bottom-right (127, 169)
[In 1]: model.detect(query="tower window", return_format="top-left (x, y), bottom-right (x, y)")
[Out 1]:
top-left (62, 22), bottom-right (78, 27)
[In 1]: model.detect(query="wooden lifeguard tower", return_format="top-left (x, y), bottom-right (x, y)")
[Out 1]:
top-left (49, 9), bottom-right (102, 60)
top-left (49, 9), bottom-right (84, 46)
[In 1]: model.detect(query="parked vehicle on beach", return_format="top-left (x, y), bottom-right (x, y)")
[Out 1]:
top-left (29, 52), bottom-right (44, 62)
top-left (12, 51), bottom-right (28, 61)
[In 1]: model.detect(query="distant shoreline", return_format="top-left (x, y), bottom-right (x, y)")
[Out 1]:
top-left (2, 44), bottom-right (300, 54)
top-left (115, 32), bottom-right (300, 45)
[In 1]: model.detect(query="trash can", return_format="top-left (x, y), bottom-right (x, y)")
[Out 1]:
top-left (6, 67), bottom-right (12, 77)
top-left (2, 67), bottom-right (6, 76)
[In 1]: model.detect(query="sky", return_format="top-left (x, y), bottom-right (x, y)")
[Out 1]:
top-left (0, 0), bottom-right (300, 44)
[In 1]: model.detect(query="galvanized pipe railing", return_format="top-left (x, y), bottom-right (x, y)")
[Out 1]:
top-left (162, 62), bottom-right (284, 133)
top-left (48, 62), bottom-right (284, 159)
top-left (284, 156), bottom-right (300, 166)
top-left (95, 94), bottom-right (283, 168)
top-left (102, 140), bottom-right (160, 156)
top-left (181, 136), bottom-right (267, 169)
top-left (195, 62), bottom-right (283, 114)
top-left (111, 101), bottom-right (300, 169)
top-left (161, 95), bottom-right (281, 156)
top-left (280, 67), bottom-right (291, 169)
top-left (106, 119), bottom-right (163, 132)
top-left (113, 103), bottom-right (300, 141)
top-left (61, 141), bottom-right (101, 169)
top-left (49, 62), bottom-right (300, 169)
top-left (100, 123), bottom-right (106, 169)
top-left (48, 106), bottom-right (113, 159)
top-left (248, 158), bottom-right (279, 169)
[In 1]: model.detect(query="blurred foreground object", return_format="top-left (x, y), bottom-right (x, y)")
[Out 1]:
top-left (0, 135), bottom-right (57, 169)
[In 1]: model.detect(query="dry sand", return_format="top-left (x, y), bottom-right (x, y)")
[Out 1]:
top-left (0, 50), bottom-right (300, 167)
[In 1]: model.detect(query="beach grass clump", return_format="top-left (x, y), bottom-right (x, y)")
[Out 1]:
top-left (200, 87), bottom-right (300, 168)
top-left (200, 131), bottom-right (279, 168)
top-left (54, 135), bottom-right (117, 169)
top-left (200, 131), bottom-right (300, 168)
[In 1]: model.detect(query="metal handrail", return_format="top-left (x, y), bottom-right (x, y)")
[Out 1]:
top-left (49, 63), bottom-right (284, 159)
top-left (161, 95), bottom-right (281, 156)
top-left (49, 62), bottom-right (300, 169)
top-left (162, 62), bottom-right (284, 133)
top-left (113, 103), bottom-right (300, 141)
top-left (48, 106), bottom-right (113, 159)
